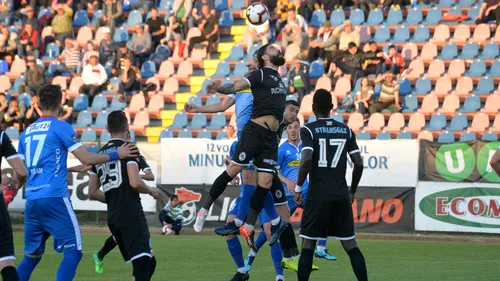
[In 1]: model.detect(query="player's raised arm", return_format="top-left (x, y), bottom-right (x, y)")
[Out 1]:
top-left (346, 128), bottom-right (363, 201)
top-left (206, 79), bottom-right (251, 95)
top-left (2, 131), bottom-right (27, 187)
top-left (184, 95), bottom-right (235, 113)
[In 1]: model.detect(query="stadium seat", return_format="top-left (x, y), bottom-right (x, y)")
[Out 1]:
top-left (206, 94), bottom-right (221, 106)
top-left (178, 128), bottom-right (193, 138)
top-left (43, 43), bottom-right (59, 59)
top-left (334, 77), bottom-right (352, 95)
top-left (412, 78), bottom-right (431, 95)
top-left (129, 111), bottom-right (149, 129)
top-left (438, 43), bottom-right (458, 60)
top-left (349, 9), bottom-right (365, 26)
top-left (103, 77), bottom-right (121, 95)
top-left (427, 113), bottom-right (447, 131)
top-left (438, 131), bottom-right (455, 143)
top-left (459, 42), bottom-right (479, 59)
top-left (299, 95), bottom-right (313, 115)
top-left (76, 26), bottom-right (93, 46)
top-left (447, 113), bottom-right (468, 132)
top-left (113, 27), bottom-right (129, 43)
top-left (482, 132), bottom-right (498, 141)
top-left (365, 113), bottom-right (385, 132)
top-left (391, 26), bottom-right (410, 43)
top-left (196, 78), bottom-right (214, 95)
top-left (0, 76), bottom-right (10, 93)
top-left (425, 60), bottom-right (445, 78)
top-left (386, 8), bottom-right (403, 25)
top-left (385, 113), bottom-right (405, 133)
top-left (129, 94), bottom-right (146, 111)
top-left (481, 95), bottom-right (500, 113)
top-left (176, 61), bottom-right (193, 77)
top-left (480, 42), bottom-right (500, 59)
top-left (92, 111), bottom-right (109, 129)
top-left (418, 43), bottom-right (438, 60)
top-left (406, 60), bottom-right (425, 79)
top-left (374, 26), bottom-right (390, 43)
top-left (439, 0), bottom-right (454, 7)
top-left (219, 10), bottom-right (234, 28)
top-left (447, 6), bottom-right (463, 17)
top-left (331, 112), bottom-right (344, 123)
top-left (450, 24), bottom-right (471, 43)
top-left (285, 43), bottom-right (301, 62)
top-left (418, 94), bottom-right (439, 114)
top-left (347, 113), bottom-right (364, 132)
top-left (405, 112), bottom-right (426, 133)
top-left (72, 10), bottom-right (89, 27)
top-left (197, 129), bottom-right (212, 139)
top-left (466, 60), bottom-right (487, 77)
top-left (51, 76), bottom-right (67, 90)
top-left (488, 60), bottom-right (500, 77)
top-left (214, 0), bottom-right (228, 11)
top-left (464, 5), bottom-right (480, 24)
top-left (402, 94), bottom-right (418, 112)
top-left (404, 7), bottom-right (422, 25)
top-left (473, 76), bottom-right (494, 95)
top-left (215, 130), bottom-right (227, 140)
top-left (330, 9), bottom-right (345, 26)
top-left (73, 94), bottom-right (89, 112)
top-left (460, 94), bottom-right (480, 113)
top-left (460, 132), bottom-right (477, 142)
top-left (190, 113), bottom-right (208, 129)
top-left (74, 111), bottom-right (93, 128)
top-left (207, 113), bottom-right (226, 130)
top-left (471, 24), bottom-right (491, 42)
top-left (310, 10), bottom-right (327, 27)
top-left (159, 129), bottom-right (174, 140)
top-left (401, 43), bottom-right (418, 60)
top-left (163, 77), bottom-right (179, 94)
top-left (431, 76), bottom-right (452, 95)
top-left (418, 131), bottom-right (434, 142)
top-left (446, 59), bottom-right (466, 79)
top-left (141, 61), bottom-right (156, 79)
top-left (376, 131), bottom-right (391, 140)
top-left (315, 76), bottom-right (332, 92)
top-left (0, 60), bottom-right (7, 75)
top-left (80, 128), bottom-right (97, 143)
top-left (17, 93), bottom-right (31, 107)
top-left (245, 44), bottom-right (260, 60)
top-left (396, 131), bottom-right (412, 139)
top-left (490, 114), bottom-right (500, 133)
top-left (457, 0), bottom-right (474, 7)
top-left (439, 94), bottom-right (460, 113)
top-left (227, 45), bottom-right (244, 61)
top-left (89, 94), bottom-right (108, 111)
top-left (90, 9), bottom-right (103, 25)
top-left (10, 76), bottom-right (24, 93)
top-left (188, 95), bottom-right (202, 107)
top-left (124, 10), bottom-right (142, 27)
top-left (100, 130), bottom-right (111, 143)
top-left (107, 95), bottom-right (125, 111)
top-left (366, 9), bottom-right (383, 26)
top-left (5, 127), bottom-right (19, 140)
top-left (231, 0), bottom-right (245, 10)
top-left (357, 131), bottom-right (371, 140)
top-left (309, 60), bottom-right (325, 79)
top-left (411, 25), bottom-right (430, 43)
top-left (423, 8), bottom-right (442, 25)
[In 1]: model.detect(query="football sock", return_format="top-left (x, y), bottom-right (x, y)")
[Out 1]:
top-left (56, 250), bottom-right (82, 281)
top-left (17, 255), bottom-right (41, 281)
top-left (235, 184), bottom-right (255, 226)
top-left (1, 266), bottom-right (19, 281)
top-left (245, 185), bottom-right (270, 229)
top-left (132, 256), bottom-right (150, 281)
top-left (97, 235), bottom-right (117, 260)
top-left (347, 247), bottom-right (368, 281)
top-left (270, 242), bottom-right (284, 277)
top-left (255, 230), bottom-right (267, 252)
top-left (227, 236), bottom-right (245, 271)
top-left (297, 248), bottom-right (314, 281)
top-left (317, 240), bottom-right (327, 252)
top-left (279, 223), bottom-right (297, 257)
top-left (149, 256), bottom-right (157, 280)
top-left (203, 171), bottom-right (233, 210)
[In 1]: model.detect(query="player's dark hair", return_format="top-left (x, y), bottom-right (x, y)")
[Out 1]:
top-left (170, 194), bottom-right (178, 201)
top-left (287, 118), bottom-right (300, 127)
top-left (312, 89), bottom-right (333, 116)
top-left (286, 100), bottom-right (300, 108)
top-left (255, 43), bottom-right (270, 69)
top-left (107, 110), bottom-right (129, 135)
top-left (38, 84), bottom-right (62, 112)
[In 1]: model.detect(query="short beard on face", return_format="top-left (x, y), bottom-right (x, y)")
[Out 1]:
top-left (270, 54), bottom-right (286, 66)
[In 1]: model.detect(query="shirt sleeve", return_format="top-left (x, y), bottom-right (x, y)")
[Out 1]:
top-left (58, 122), bottom-right (82, 152)
top-left (126, 157), bottom-right (140, 167)
top-left (300, 126), bottom-right (314, 152)
top-left (244, 69), bottom-right (263, 89)
top-left (1, 132), bottom-right (19, 160)
top-left (347, 128), bottom-right (360, 155)
top-left (17, 136), bottom-right (25, 160)
top-left (138, 155), bottom-right (151, 171)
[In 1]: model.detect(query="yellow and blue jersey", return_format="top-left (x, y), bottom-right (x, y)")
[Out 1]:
top-left (278, 140), bottom-right (308, 197)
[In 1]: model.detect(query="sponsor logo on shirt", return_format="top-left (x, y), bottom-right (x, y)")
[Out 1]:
top-left (26, 121), bottom-right (51, 134)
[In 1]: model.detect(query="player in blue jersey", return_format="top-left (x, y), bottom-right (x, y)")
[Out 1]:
top-left (16, 85), bottom-right (138, 281)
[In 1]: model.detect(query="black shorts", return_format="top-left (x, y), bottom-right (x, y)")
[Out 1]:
top-left (0, 193), bottom-right (15, 261)
top-left (300, 200), bottom-right (355, 240)
top-left (108, 217), bottom-right (152, 263)
top-left (232, 121), bottom-right (278, 174)
top-left (271, 174), bottom-right (287, 205)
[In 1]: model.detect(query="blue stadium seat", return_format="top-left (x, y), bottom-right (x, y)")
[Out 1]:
top-left (412, 78), bottom-right (431, 95)
top-left (410, 25), bottom-right (430, 42)
top-left (423, 8), bottom-right (442, 25)
top-left (231, 61), bottom-right (249, 78)
top-left (227, 45), bottom-right (244, 61)
top-left (171, 112), bottom-right (188, 129)
top-left (488, 60), bottom-right (500, 77)
top-left (309, 60), bottom-right (325, 79)
top-left (245, 44), bottom-right (261, 60)
top-left (398, 78), bottom-right (411, 96)
top-left (457, 0), bottom-right (475, 7)
top-left (349, 9), bottom-right (365, 26)
top-left (231, 0), bottom-right (245, 10)
top-left (207, 113), bottom-right (226, 130)
top-left (466, 59), bottom-right (487, 77)
top-left (188, 95), bottom-right (202, 107)
top-left (366, 9), bottom-right (383, 26)
top-left (396, 131), bottom-right (412, 139)
top-left (215, 130), bottom-right (227, 140)
top-left (124, 10), bottom-right (143, 27)
top-left (460, 95), bottom-right (481, 113)
top-left (331, 112), bottom-right (344, 123)
top-left (482, 132), bottom-right (499, 141)
top-left (72, 10), bottom-right (89, 27)
top-left (374, 26), bottom-right (390, 43)
top-left (0, 60), bottom-right (7, 75)
top-left (427, 114), bottom-right (447, 131)
top-left (81, 128), bottom-right (97, 143)
top-left (109, 95), bottom-right (126, 110)
top-left (330, 9), bottom-right (345, 26)
top-left (212, 61), bottom-right (231, 78)
top-left (177, 128), bottom-right (193, 138)
top-left (103, 77), bottom-right (121, 95)
top-left (219, 10), bottom-right (234, 28)
top-left (43, 43), bottom-right (60, 60)
top-left (90, 9), bottom-right (103, 25)
top-left (206, 94), bottom-right (221, 105)
top-left (464, 6), bottom-right (480, 24)
top-left (438, 131), bottom-right (455, 143)
top-left (402, 95), bottom-right (418, 112)
top-left (447, 6), bottom-right (462, 17)
top-left (92, 111), bottom-right (109, 129)
top-left (460, 132), bottom-right (476, 142)
top-left (86, 144), bottom-right (99, 153)
top-left (386, 8), bottom-right (403, 25)
top-left (158, 0), bottom-right (169, 11)
top-left (73, 94), bottom-right (89, 112)
top-left (438, 43), bottom-right (458, 60)
top-left (74, 111), bottom-right (93, 128)
top-left (376, 131), bottom-right (391, 140)
top-left (473, 76), bottom-right (494, 95)
top-left (352, 78), bottom-right (362, 93)
top-left (89, 94), bottom-right (108, 111)
top-left (141, 60), bottom-right (156, 79)
top-left (10, 77), bottom-right (24, 93)
top-left (310, 10), bottom-right (327, 27)
top-left (438, 0), bottom-right (454, 8)
top-left (197, 78), bottom-right (214, 95)
top-left (459, 42), bottom-right (479, 60)
top-left (104, 61), bottom-right (113, 77)
top-left (100, 130), bottom-right (111, 143)
top-left (197, 129), bottom-right (212, 139)
top-left (214, 0), bottom-right (228, 11)
top-left (480, 42), bottom-right (500, 59)
top-left (404, 7), bottom-right (422, 25)
top-left (159, 129), bottom-right (174, 140)
top-left (357, 131), bottom-right (371, 140)
top-left (308, 114), bottom-right (316, 123)
top-left (113, 27), bottom-right (129, 43)
top-left (447, 113), bottom-right (468, 132)
top-left (18, 93), bottom-right (31, 107)
top-left (5, 127), bottom-right (19, 140)
top-left (391, 26), bottom-right (410, 43)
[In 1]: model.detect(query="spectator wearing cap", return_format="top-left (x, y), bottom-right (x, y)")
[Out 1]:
top-left (130, 24), bottom-right (152, 66)
top-left (18, 23), bottom-right (40, 59)
top-left (0, 0), bottom-right (11, 25)
top-left (334, 42), bottom-right (365, 87)
top-left (20, 6), bottom-right (39, 30)
top-left (332, 20), bottom-right (360, 51)
top-left (188, 5), bottom-right (218, 56)
top-left (19, 56), bottom-right (45, 95)
top-left (281, 8), bottom-right (308, 50)
top-left (82, 41), bottom-right (99, 66)
top-left (369, 72), bottom-right (400, 113)
top-left (80, 55), bottom-right (108, 104)
top-left (112, 42), bottom-right (136, 76)
top-left (189, 0), bottom-right (216, 29)
top-left (51, 4), bottom-right (74, 46)
top-left (99, 27), bottom-right (114, 65)
top-left (379, 44), bottom-right (404, 75)
top-left (247, 19), bottom-right (271, 53)
top-left (307, 21), bottom-right (337, 72)
top-left (0, 25), bottom-right (16, 62)
top-left (172, 0), bottom-right (192, 36)
top-left (145, 7), bottom-right (167, 47)
top-left (96, 0), bottom-right (123, 31)
top-left (53, 39), bottom-right (81, 76)
top-left (165, 12), bottom-right (183, 42)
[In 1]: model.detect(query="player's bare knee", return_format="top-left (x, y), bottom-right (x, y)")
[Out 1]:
top-left (341, 239), bottom-right (358, 252)
top-left (257, 173), bottom-right (273, 188)
top-left (241, 170), bottom-right (256, 185)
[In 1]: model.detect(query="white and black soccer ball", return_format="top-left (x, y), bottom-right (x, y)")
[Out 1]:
top-left (246, 3), bottom-right (270, 26)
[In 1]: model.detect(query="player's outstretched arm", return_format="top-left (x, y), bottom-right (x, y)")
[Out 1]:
top-left (89, 174), bottom-right (106, 203)
top-left (349, 152), bottom-right (364, 199)
top-left (206, 79), bottom-right (250, 95)
top-left (72, 143), bottom-right (138, 166)
top-left (490, 150), bottom-right (500, 176)
top-left (184, 97), bottom-right (235, 114)
top-left (127, 162), bottom-right (159, 198)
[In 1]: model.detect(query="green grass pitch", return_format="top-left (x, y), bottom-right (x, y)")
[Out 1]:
top-left (11, 233), bottom-right (499, 281)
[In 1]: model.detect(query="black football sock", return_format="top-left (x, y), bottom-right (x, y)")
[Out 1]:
top-left (245, 185), bottom-right (269, 228)
top-left (202, 171), bottom-right (233, 210)
top-left (1, 266), bottom-right (19, 281)
top-left (279, 223), bottom-right (297, 258)
top-left (347, 247), bottom-right (368, 281)
top-left (132, 256), bottom-right (150, 281)
top-left (297, 248), bottom-right (314, 281)
top-left (97, 235), bottom-right (117, 260)
top-left (148, 256), bottom-right (157, 280)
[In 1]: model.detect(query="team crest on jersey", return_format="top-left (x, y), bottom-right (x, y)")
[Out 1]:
top-left (72, 134), bottom-right (78, 142)
top-left (275, 189), bottom-right (283, 199)
top-left (326, 121), bottom-right (333, 126)
top-left (239, 152), bottom-right (246, 161)
top-left (175, 187), bottom-right (202, 226)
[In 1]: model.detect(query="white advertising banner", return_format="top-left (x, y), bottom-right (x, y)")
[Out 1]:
top-left (5, 159), bottom-right (158, 212)
top-left (415, 182), bottom-right (500, 234)
top-left (161, 138), bottom-right (419, 187)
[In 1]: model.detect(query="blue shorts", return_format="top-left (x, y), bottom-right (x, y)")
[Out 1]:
top-left (24, 197), bottom-right (82, 255)
top-left (288, 194), bottom-right (307, 216)
top-left (228, 197), bottom-right (269, 226)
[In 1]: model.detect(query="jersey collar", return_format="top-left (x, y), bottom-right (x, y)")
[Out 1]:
top-left (109, 138), bottom-right (127, 142)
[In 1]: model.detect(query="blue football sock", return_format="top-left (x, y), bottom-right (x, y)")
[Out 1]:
top-left (254, 230), bottom-right (268, 252)
top-left (226, 236), bottom-right (245, 270)
top-left (263, 192), bottom-right (279, 222)
top-left (235, 184), bottom-right (255, 225)
top-left (318, 239), bottom-right (327, 247)
top-left (56, 250), bottom-right (82, 281)
top-left (17, 255), bottom-right (41, 281)
top-left (270, 242), bottom-right (284, 277)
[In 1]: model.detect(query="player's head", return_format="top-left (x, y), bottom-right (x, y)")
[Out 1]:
top-left (107, 110), bottom-right (129, 137)
top-left (283, 100), bottom-right (300, 124)
top-left (286, 119), bottom-right (300, 142)
top-left (170, 194), bottom-right (179, 206)
top-left (312, 89), bottom-right (333, 117)
top-left (38, 84), bottom-right (62, 113)
top-left (255, 43), bottom-right (285, 68)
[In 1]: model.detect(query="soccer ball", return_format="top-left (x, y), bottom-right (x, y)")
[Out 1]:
top-left (246, 3), bottom-right (269, 26)
top-left (162, 225), bottom-right (172, 235)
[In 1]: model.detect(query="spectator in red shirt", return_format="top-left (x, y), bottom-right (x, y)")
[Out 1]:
top-left (379, 45), bottom-right (404, 76)
top-left (17, 23), bottom-right (40, 59)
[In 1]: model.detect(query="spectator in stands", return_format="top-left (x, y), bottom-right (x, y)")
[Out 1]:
top-left (118, 57), bottom-right (139, 99)
top-left (25, 94), bottom-right (41, 127)
top-left (0, 0), bottom-right (11, 25)
top-left (96, 0), bottom-right (123, 31)
top-left (476, 0), bottom-right (500, 25)
top-left (130, 24), bottom-right (152, 66)
top-left (333, 20), bottom-right (359, 51)
top-left (247, 19), bottom-right (271, 53)
top-left (362, 42), bottom-right (383, 76)
top-left (189, 0), bottom-right (216, 29)
top-left (76, 0), bottom-right (100, 12)
top-left (383, 0), bottom-right (410, 10)
top-left (51, 0), bottom-right (74, 10)
top-left (3, 97), bottom-right (25, 130)
top-left (369, 72), bottom-right (400, 114)
top-left (354, 0), bottom-right (379, 20)
top-left (82, 41), bottom-right (99, 66)
top-left (288, 56), bottom-right (310, 103)
top-left (18, 23), bottom-right (40, 59)
top-left (281, 8), bottom-right (308, 50)
top-left (188, 5), bottom-right (218, 56)
top-left (334, 42), bottom-right (364, 86)
top-left (330, 0), bottom-right (350, 10)
top-left (165, 12), bottom-right (183, 42)
top-left (18, 57), bottom-right (45, 95)
top-left (54, 39), bottom-right (81, 76)
top-left (80, 55), bottom-right (108, 104)
top-left (112, 42), bottom-right (135, 76)
top-left (354, 78), bottom-right (373, 116)
top-left (146, 7), bottom-right (167, 47)
top-left (99, 27), bottom-right (114, 65)
top-left (59, 90), bottom-right (73, 124)
top-left (20, 6), bottom-right (39, 30)
top-left (307, 21), bottom-right (337, 72)
top-left (0, 25), bottom-right (16, 62)
top-left (51, 4), bottom-right (74, 47)
top-left (380, 45), bottom-right (404, 75)
top-left (172, 0), bottom-right (192, 36)
top-left (0, 93), bottom-right (7, 120)
top-left (224, 125), bottom-right (237, 139)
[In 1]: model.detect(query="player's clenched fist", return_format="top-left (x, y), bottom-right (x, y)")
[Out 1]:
top-left (184, 103), bottom-right (198, 113)
top-left (117, 143), bottom-right (139, 159)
